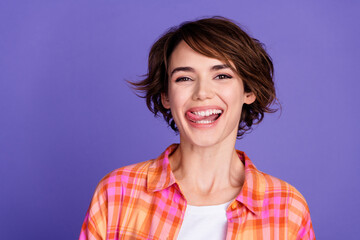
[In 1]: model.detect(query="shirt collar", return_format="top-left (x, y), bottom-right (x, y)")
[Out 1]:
top-left (235, 150), bottom-right (266, 216)
top-left (147, 144), bottom-right (178, 192)
top-left (147, 144), bottom-right (266, 216)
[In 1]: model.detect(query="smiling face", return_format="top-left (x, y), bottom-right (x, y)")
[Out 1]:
top-left (161, 41), bottom-right (256, 147)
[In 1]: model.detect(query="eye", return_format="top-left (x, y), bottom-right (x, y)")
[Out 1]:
top-left (175, 77), bottom-right (192, 82)
top-left (215, 74), bottom-right (232, 80)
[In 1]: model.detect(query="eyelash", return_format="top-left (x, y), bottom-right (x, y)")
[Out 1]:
top-left (175, 74), bottom-right (232, 82)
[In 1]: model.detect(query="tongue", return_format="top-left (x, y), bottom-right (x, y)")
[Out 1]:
top-left (186, 112), bottom-right (219, 122)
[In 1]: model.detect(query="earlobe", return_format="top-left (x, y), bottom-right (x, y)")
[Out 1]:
top-left (161, 93), bottom-right (170, 109)
top-left (244, 92), bottom-right (256, 105)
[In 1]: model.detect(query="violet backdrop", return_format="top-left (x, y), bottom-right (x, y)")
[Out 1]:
top-left (1, 0), bottom-right (359, 239)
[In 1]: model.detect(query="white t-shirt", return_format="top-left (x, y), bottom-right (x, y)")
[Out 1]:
top-left (177, 200), bottom-right (232, 240)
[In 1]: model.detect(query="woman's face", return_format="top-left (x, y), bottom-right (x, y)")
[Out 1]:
top-left (161, 41), bottom-right (255, 147)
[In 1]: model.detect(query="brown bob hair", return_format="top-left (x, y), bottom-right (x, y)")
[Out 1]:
top-left (131, 16), bottom-right (278, 138)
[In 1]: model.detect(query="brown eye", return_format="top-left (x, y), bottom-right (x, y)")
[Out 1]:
top-left (175, 77), bottom-right (192, 82)
top-left (215, 74), bottom-right (232, 80)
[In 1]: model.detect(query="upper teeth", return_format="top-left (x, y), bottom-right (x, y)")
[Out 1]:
top-left (192, 109), bottom-right (222, 117)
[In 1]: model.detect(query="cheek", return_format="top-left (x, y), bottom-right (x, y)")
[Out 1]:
top-left (168, 88), bottom-right (190, 109)
top-left (220, 86), bottom-right (245, 120)
top-left (221, 87), bottom-right (244, 106)
top-left (168, 94), bottom-right (185, 120)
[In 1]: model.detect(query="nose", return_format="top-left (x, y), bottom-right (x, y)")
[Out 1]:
top-left (192, 78), bottom-right (214, 101)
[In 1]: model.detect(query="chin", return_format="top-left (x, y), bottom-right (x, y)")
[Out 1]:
top-left (178, 124), bottom-right (238, 148)
top-left (180, 133), bottom-right (226, 148)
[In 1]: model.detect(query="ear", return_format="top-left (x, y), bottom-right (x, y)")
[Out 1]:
top-left (244, 92), bottom-right (256, 105)
top-left (161, 93), bottom-right (170, 109)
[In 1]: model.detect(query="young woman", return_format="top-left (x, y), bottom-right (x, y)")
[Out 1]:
top-left (79, 17), bottom-right (315, 240)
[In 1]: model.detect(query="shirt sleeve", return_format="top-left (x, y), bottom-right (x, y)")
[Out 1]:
top-left (79, 180), bottom-right (108, 240)
top-left (288, 188), bottom-right (316, 240)
top-left (296, 206), bottom-right (315, 240)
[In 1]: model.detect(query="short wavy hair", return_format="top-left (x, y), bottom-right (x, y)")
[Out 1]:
top-left (131, 16), bottom-right (279, 138)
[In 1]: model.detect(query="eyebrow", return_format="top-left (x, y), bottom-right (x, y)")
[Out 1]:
top-left (170, 67), bottom-right (194, 77)
top-left (170, 64), bottom-right (231, 77)
top-left (211, 64), bottom-right (230, 71)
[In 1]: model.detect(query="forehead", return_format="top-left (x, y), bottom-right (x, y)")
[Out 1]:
top-left (169, 41), bottom-right (227, 70)
top-left (168, 40), bottom-right (237, 76)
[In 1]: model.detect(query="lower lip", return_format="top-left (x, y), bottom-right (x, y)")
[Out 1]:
top-left (186, 114), bottom-right (221, 128)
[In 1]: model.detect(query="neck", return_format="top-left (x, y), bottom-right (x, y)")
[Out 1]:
top-left (169, 135), bottom-right (244, 195)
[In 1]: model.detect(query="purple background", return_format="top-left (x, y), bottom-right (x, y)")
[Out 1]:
top-left (1, 1), bottom-right (359, 239)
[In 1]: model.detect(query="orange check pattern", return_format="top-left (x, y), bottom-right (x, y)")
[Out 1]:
top-left (80, 144), bottom-right (315, 240)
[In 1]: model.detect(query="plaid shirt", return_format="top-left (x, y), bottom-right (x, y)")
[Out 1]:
top-left (80, 144), bottom-right (315, 240)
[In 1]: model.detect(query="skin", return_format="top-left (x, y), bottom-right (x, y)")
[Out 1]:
top-left (161, 41), bottom-right (256, 206)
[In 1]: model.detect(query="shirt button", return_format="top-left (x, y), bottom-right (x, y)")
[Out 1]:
top-left (231, 203), bottom-right (236, 210)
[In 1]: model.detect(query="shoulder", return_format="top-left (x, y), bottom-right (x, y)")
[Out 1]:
top-left (240, 150), bottom-right (309, 212)
top-left (261, 171), bottom-right (308, 206)
top-left (261, 173), bottom-right (315, 239)
top-left (102, 159), bottom-right (153, 185)
top-left (80, 160), bottom-right (157, 239)
top-left (258, 170), bottom-right (310, 211)
top-left (258, 170), bottom-right (314, 237)
top-left (93, 159), bottom-right (154, 196)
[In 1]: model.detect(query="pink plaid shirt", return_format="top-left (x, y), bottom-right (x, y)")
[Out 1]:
top-left (80, 144), bottom-right (315, 239)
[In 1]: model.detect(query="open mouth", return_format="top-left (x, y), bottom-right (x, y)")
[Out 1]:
top-left (186, 109), bottom-right (223, 124)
